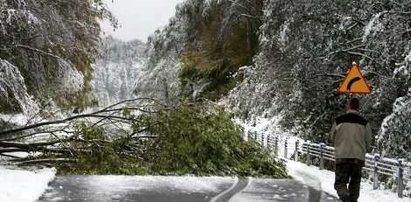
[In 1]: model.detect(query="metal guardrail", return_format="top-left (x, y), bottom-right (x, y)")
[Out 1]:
top-left (249, 134), bottom-right (411, 198)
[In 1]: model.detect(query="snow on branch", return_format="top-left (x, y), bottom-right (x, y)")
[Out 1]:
top-left (0, 59), bottom-right (39, 115)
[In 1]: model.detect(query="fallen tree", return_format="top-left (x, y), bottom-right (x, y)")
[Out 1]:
top-left (0, 99), bottom-right (287, 178)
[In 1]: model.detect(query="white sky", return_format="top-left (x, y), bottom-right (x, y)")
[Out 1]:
top-left (101, 0), bottom-right (186, 42)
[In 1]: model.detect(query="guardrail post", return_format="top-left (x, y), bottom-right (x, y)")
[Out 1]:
top-left (306, 141), bottom-right (311, 166)
top-left (373, 154), bottom-right (380, 190)
top-left (320, 143), bottom-right (325, 170)
top-left (284, 138), bottom-right (288, 159)
top-left (397, 159), bottom-right (404, 198)
top-left (275, 136), bottom-right (279, 156)
top-left (261, 134), bottom-right (265, 147)
top-left (295, 140), bottom-right (299, 161)
top-left (254, 133), bottom-right (257, 142)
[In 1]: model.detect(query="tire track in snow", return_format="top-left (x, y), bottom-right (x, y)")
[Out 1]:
top-left (210, 177), bottom-right (249, 202)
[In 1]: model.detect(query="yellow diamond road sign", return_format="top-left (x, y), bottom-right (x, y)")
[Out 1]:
top-left (337, 63), bottom-right (372, 94)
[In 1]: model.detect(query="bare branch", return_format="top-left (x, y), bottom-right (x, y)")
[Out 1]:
top-left (239, 14), bottom-right (260, 19)
top-left (0, 113), bottom-right (127, 136)
top-left (0, 153), bottom-right (25, 159)
top-left (0, 137), bottom-right (73, 150)
top-left (0, 148), bottom-right (28, 153)
top-left (15, 45), bottom-right (63, 60)
top-left (0, 98), bottom-right (166, 136)
top-left (313, 73), bottom-right (345, 79)
top-left (0, 129), bottom-right (74, 142)
top-left (17, 158), bottom-right (77, 165)
top-left (346, 51), bottom-right (375, 61)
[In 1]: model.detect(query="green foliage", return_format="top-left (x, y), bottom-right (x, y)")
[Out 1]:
top-left (140, 105), bottom-right (287, 177)
top-left (178, 0), bottom-right (263, 100)
top-left (54, 105), bottom-right (287, 178)
top-left (57, 123), bottom-right (141, 175)
top-left (180, 51), bottom-right (244, 100)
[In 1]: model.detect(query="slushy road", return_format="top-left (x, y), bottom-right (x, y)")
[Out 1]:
top-left (38, 176), bottom-right (339, 202)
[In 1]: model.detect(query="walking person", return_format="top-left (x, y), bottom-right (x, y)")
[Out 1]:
top-left (329, 98), bottom-right (372, 202)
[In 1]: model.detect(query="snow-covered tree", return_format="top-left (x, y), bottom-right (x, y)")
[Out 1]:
top-left (92, 37), bottom-right (146, 106)
top-left (0, 0), bottom-right (117, 114)
top-left (227, 0), bottom-right (411, 158)
top-left (133, 0), bottom-right (410, 160)
top-left (135, 0), bottom-right (264, 102)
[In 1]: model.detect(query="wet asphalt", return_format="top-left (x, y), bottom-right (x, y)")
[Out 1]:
top-left (38, 176), bottom-right (340, 202)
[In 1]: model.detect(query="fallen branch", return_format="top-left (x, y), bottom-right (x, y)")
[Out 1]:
top-left (17, 158), bottom-right (77, 165)
top-left (0, 98), bottom-right (168, 169)
top-left (0, 129), bottom-right (74, 142)
top-left (0, 153), bottom-right (24, 159)
top-left (0, 137), bottom-right (73, 150)
top-left (0, 148), bottom-right (28, 153)
top-left (0, 98), bottom-right (165, 137)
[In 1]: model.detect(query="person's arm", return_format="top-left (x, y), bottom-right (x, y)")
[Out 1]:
top-left (329, 122), bottom-right (336, 145)
top-left (365, 123), bottom-right (372, 152)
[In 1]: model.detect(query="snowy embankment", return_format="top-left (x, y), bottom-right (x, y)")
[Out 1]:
top-left (234, 116), bottom-right (411, 202)
top-left (0, 167), bottom-right (56, 202)
top-left (1, 114), bottom-right (56, 202)
top-left (287, 161), bottom-right (410, 202)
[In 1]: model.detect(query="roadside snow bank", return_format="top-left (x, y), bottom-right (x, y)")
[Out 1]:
top-left (287, 161), bottom-right (410, 202)
top-left (0, 167), bottom-right (56, 202)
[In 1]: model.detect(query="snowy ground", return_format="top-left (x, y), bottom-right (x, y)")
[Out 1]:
top-left (1, 114), bottom-right (57, 202)
top-left (0, 167), bottom-right (56, 202)
top-left (287, 160), bottom-right (411, 202)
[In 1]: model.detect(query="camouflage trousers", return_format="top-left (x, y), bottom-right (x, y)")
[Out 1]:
top-left (334, 159), bottom-right (364, 202)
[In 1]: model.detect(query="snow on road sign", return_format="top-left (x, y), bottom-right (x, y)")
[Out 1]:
top-left (337, 62), bottom-right (371, 94)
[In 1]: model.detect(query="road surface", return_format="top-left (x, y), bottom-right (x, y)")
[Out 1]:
top-left (38, 176), bottom-right (339, 202)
